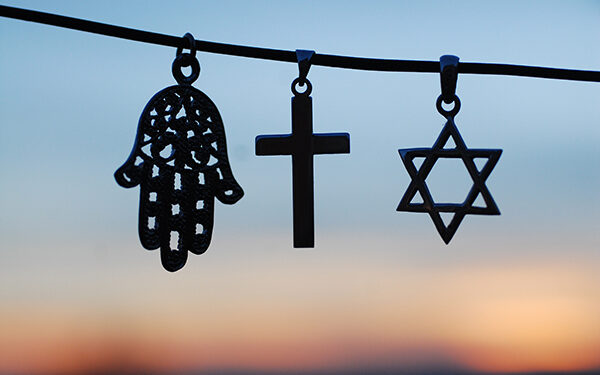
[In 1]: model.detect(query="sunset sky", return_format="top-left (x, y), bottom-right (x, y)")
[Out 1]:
top-left (0, 1), bottom-right (599, 374)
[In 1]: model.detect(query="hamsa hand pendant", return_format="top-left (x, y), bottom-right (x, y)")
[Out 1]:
top-left (115, 35), bottom-right (243, 272)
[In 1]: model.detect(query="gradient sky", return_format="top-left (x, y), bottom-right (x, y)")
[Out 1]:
top-left (0, 1), bottom-right (599, 374)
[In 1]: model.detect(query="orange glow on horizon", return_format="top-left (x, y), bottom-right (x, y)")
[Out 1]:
top-left (1, 258), bottom-right (599, 374)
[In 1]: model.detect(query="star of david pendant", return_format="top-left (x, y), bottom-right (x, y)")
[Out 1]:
top-left (114, 34), bottom-right (243, 271)
top-left (397, 56), bottom-right (502, 244)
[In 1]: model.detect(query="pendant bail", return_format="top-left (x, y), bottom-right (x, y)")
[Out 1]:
top-left (440, 55), bottom-right (459, 104)
top-left (172, 32), bottom-right (200, 85)
top-left (176, 32), bottom-right (197, 57)
top-left (296, 49), bottom-right (315, 84)
top-left (291, 50), bottom-right (315, 96)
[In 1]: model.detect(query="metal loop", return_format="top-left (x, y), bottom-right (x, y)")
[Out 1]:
top-left (291, 77), bottom-right (312, 96)
top-left (440, 55), bottom-right (459, 104)
top-left (176, 32), bottom-right (196, 58)
top-left (436, 94), bottom-right (461, 117)
top-left (172, 52), bottom-right (200, 85)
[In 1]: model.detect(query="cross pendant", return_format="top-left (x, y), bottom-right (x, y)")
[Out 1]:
top-left (255, 91), bottom-right (350, 247)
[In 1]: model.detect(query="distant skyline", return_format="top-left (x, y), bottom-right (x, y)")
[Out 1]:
top-left (0, 1), bottom-right (599, 374)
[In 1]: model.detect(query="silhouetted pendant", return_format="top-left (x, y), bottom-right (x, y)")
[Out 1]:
top-left (397, 55), bottom-right (501, 244)
top-left (255, 50), bottom-right (350, 247)
top-left (115, 34), bottom-right (243, 271)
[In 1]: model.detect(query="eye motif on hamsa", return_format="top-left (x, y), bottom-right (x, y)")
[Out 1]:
top-left (115, 85), bottom-right (243, 272)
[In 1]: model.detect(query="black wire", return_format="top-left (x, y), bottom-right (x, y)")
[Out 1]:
top-left (1, 4), bottom-right (599, 83)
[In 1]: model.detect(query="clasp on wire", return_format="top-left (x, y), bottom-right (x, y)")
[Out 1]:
top-left (296, 49), bottom-right (315, 84)
top-left (440, 55), bottom-right (459, 104)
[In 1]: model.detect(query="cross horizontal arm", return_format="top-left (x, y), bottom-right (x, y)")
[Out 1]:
top-left (313, 133), bottom-right (350, 155)
top-left (255, 135), bottom-right (292, 156)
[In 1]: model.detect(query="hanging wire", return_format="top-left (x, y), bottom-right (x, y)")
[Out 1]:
top-left (1, 5), bottom-right (599, 83)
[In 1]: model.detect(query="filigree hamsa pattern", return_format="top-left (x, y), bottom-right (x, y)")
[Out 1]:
top-left (115, 85), bottom-right (243, 272)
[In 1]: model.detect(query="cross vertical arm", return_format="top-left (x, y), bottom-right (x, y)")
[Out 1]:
top-left (255, 83), bottom-right (350, 247)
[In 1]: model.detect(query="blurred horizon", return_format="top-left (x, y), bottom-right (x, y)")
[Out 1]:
top-left (1, 1), bottom-right (599, 374)
top-left (11, 368), bottom-right (600, 375)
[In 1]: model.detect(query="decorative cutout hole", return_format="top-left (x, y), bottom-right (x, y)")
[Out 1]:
top-left (174, 173), bottom-right (181, 190)
top-left (440, 212), bottom-right (454, 227)
top-left (196, 200), bottom-right (204, 209)
top-left (142, 143), bottom-right (152, 156)
top-left (152, 165), bottom-right (159, 177)
top-left (473, 193), bottom-right (486, 208)
top-left (442, 137), bottom-right (457, 149)
top-left (410, 191), bottom-right (424, 204)
top-left (198, 174), bottom-right (205, 185)
top-left (195, 223), bottom-right (204, 234)
top-left (149, 192), bottom-right (157, 202)
top-left (426, 158), bottom-right (471, 204)
top-left (176, 106), bottom-right (186, 119)
top-left (413, 157), bottom-right (425, 170)
top-left (170, 231), bottom-right (179, 251)
top-left (148, 217), bottom-right (156, 229)
top-left (172, 204), bottom-right (180, 215)
top-left (473, 158), bottom-right (487, 172)
top-left (191, 151), bottom-right (204, 164)
top-left (160, 144), bottom-right (172, 159)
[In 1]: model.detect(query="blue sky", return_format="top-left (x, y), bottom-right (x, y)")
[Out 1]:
top-left (0, 1), bottom-right (599, 373)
